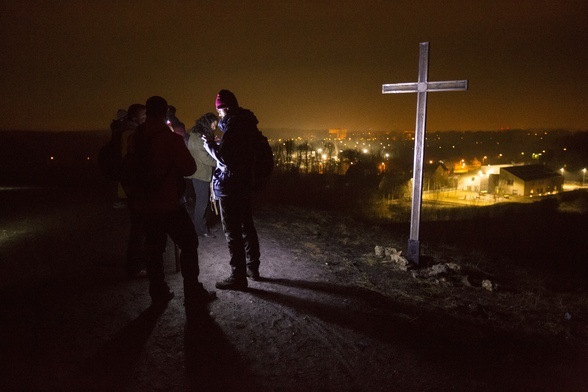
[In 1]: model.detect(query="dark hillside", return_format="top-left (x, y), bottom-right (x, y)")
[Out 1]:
top-left (0, 130), bottom-right (108, 187)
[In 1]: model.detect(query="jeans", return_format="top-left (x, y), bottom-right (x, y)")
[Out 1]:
top-left (187, 178), bottom-right (212, 236)
top-left (139, 207), bottom-right (201, 296)
top-left (126, 209), bottom-right (145, 275)
top-left (218, 196), bottom-right (260, 277)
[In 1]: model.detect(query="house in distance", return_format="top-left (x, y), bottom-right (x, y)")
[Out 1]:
top-left (499, 164), bottom-right (563, 197)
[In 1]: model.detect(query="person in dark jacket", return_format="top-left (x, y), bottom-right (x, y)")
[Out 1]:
top-left (203, 89), bottom-right (262, 290)
top-left (121, 103), bottom-right (147, 279)
top-left (167, 105), bottom-right (186, 138)
top-left (129, 95), bottom-right (215, 305)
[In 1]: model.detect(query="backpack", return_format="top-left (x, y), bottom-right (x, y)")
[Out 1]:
top-left (253, 130), bottom-right (274, 192)
top-left (97, 120), bottom-right (125, 181)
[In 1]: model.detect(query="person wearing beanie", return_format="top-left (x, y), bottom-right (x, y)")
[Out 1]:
top-left (128, 95), bottom-right (216, 306)
top-left (203, 89), bottom-right (262, 290)
top-left (215, 89), bottom-right (238, 110)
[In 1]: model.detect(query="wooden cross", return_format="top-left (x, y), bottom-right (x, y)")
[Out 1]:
top-left (382, 42), bottom-right (467, 265)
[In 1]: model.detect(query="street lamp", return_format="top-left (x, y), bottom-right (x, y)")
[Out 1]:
top-left (583, 168), bottom-right (586, 186)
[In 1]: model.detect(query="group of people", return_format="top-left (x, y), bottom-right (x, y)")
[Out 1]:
top-left (111, 90), bottom-right (263, 307)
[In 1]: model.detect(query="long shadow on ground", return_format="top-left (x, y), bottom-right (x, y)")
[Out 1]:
top-left (184, 304), bottom-right (261, 391)
top-left (69, 303), bottom-right (167, 391)
top-left (248, 278), bottom-right (588, 392)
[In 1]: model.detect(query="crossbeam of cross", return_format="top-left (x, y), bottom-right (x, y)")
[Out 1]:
top-left (382, 42), bottom-right (467, 265)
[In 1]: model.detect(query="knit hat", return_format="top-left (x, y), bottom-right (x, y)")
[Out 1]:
top-left (215, 89), bottom-right (238, 109)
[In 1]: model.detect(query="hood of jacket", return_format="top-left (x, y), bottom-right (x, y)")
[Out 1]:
top-left (218, 108), bottom-right (258, 134)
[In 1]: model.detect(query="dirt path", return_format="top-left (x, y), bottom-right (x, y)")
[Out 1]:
top-left (1, 186), bottom-right (586, 391)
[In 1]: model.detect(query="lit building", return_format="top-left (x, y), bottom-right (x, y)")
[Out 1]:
top-left (328, 128), bottom-right (347, 140)
top-left (499, 164), bottom-right (563, 197)
top-left (455, 164), bottom-right (513, 193)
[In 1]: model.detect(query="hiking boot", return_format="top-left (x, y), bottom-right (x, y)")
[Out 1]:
top-left (150, 288), bottom-right (174, 304)
top-left (185, 282), bottom-right (217, 302)
top-left (215, 275), bottom-right (248, 290)
top-left (246, 268), bottom-right (261, 281)
top-left (185, 289), bottom-right (217, 305)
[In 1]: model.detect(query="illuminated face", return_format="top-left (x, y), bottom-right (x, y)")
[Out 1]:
top-left (137, 109), bottom-right (147, 125)
top-left (211, 120), bottom-right (218, 130)
top-left (217, 108), bottom-right (228, 118)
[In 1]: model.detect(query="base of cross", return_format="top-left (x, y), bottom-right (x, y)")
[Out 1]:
top-left (407, 239), bottom-right (420, 266)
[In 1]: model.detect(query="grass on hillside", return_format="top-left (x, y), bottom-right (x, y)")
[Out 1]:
top-left (257, 173), bottom-right (588, 342)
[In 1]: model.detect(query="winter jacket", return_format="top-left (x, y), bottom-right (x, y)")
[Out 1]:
top-left (130, 117), bottom-right (196, 213)
top-left (186, 132), bottom-right (217, 182)
top-left (117, 120), bottom-right (139, 199)
top-left (204, 107), bottom-right (258, 198)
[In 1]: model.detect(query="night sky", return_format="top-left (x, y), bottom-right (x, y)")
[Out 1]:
top-left (1, 0), bottom-right (586, 132)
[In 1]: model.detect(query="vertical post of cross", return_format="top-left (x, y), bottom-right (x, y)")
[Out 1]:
top-left (409, 42), bottom-right (430, 265)
top-left (382, 42), bottom-right (467, 265)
